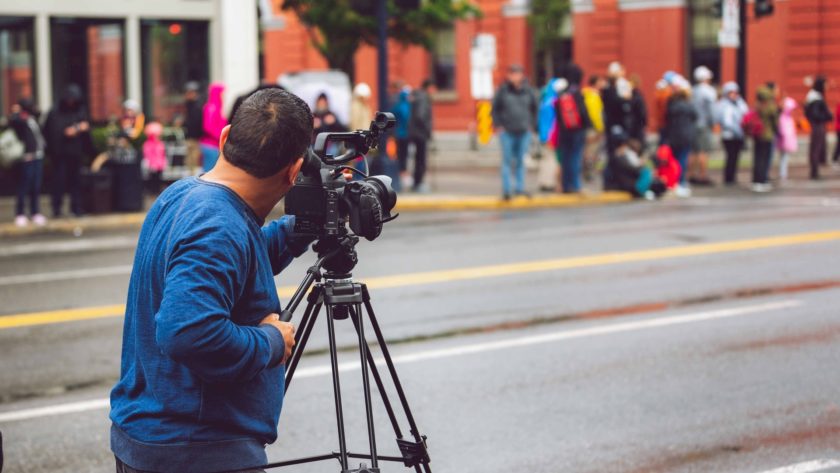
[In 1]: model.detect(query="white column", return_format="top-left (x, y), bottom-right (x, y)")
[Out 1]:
top-left (125, 15), bottom-right (142, 104)
top-left (35, 13), bottom-right (52, 110)
top-left (218, 0), bottom-right (259, 115)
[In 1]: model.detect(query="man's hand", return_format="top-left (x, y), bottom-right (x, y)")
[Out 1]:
top-left (260, 313), bottom-right (295, 364)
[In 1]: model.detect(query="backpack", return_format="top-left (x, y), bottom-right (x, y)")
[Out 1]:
top-left (557, 92), bottom-right (583, 131)
top-left (0, 128), bottom-right (24, 168)
top-left (741, 110), bottom-right (764, 138)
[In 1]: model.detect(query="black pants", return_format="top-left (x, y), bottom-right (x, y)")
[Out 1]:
top-left (833, 130), bottom-right (840, 163)
top-left (51, 153), bottom-right (83, 216)
top-left (753, 139), bottom-right (772, 184)
top-left (116, 457), bottom-right (265, 473)
top-left (722, 138), bottom-right (743, 184)
top-left (809, 124), bottom-right (827, 179)
top-left (411, 138), bottom-right (428, 188)
top-left (396, 138), bottom-right (410, 172)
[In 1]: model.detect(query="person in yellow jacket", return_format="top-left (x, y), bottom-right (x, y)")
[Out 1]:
top-left (581, 75), bottom-right (605, 180)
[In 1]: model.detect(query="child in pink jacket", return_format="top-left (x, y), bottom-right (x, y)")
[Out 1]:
top-left (143, 122), bottom-right (167, 194)
top-left (776, 97), bottom-right (798, 181)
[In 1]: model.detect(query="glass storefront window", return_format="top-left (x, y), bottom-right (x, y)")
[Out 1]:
top-left (141, 20), bottom-right (209, 124)
top-left (432, 25), bottom-right (456, 92)
top-left (51, 18), bottom-right (126, 123)
top-left (0, 17), bottom-right (36, 117)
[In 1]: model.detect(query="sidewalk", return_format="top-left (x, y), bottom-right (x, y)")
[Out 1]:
top-left (0, 131), bottom-right (833, 238)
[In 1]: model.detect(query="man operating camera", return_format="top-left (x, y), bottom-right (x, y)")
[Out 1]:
top-left (110, 89), bottom-right (314, 473)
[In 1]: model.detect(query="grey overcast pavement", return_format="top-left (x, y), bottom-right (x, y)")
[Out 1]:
top-left (2, 171), bottom-right (840, 473)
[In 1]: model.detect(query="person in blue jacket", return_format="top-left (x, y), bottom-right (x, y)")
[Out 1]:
top-left (389, 82), bottom-right (412, 186)
top-left (109, 88), bottom-right (316, 473)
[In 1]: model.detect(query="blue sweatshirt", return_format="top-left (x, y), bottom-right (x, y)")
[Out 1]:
top-left (110, 177), bottom-right (301, 473)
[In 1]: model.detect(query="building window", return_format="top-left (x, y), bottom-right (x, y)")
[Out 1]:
top-left (51, 18), bottom-right (126, 123)
top-left (0, 16), bottom-right (36, 116)
top-left (141, 20), bottom-right (209, 123)
top-left (689, 0), bottom-right (722, 80)
top-left (432, 25), bottom-right (456, 91)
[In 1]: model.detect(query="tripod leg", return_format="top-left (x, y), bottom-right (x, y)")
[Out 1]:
top-left (284, 299), bottom-right (322, 393)
top-left (349, 307), bottom-right (405, 440)
top-left (352, 303), bottom-right (379, 469)
top-left (363, 297), bottom-right (433, 472)
top-left (325, 304), bottom-right (350, 471)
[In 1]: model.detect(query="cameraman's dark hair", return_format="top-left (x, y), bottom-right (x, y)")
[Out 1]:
top-left (588, 75), bottom-right (600, 87)
top-left (223, 88), bottom-right (313, 178)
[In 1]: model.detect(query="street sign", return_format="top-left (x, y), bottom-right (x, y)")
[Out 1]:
top-left (718, 0), bottom-right (740, 47)
top-left (470, 34), bottom-right (496, 100)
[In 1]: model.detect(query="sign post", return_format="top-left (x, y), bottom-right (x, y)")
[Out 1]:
top-left (470, 34), bottom-right (497, 145)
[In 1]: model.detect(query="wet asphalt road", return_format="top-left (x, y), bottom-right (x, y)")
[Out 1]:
top-left (1, 180), bottom-right (840, 473)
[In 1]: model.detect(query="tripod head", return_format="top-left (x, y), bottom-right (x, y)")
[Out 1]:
top-left (313, 233), bottom-right (360, 277)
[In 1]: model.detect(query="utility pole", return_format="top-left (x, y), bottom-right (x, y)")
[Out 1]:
top-left (736, 0), bottom-right (747, 95)
top-left (377, 0), bottom-right (389, 113)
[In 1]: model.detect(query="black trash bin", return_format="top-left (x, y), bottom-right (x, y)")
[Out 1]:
top-left (109, 161), bottom-right (144, 212)
top-left (80, 168), bottom-right (113, 215)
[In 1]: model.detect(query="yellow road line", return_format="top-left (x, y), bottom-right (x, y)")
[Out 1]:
top-left (0, 305), bottom-right (126, 330)
top-left (3, 229), bottom-right (840, 330)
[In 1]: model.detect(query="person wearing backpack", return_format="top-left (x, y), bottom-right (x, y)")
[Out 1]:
top-left (9, 98), bottom-right (47, 227)
top-left (664, 80), bottom-right (698, 197)
top-left (750, 86), bottom-right (780, 192)
top-left (492, 64), bottom-right (538, 200)
top-left (715, 82), bottom-right (749, 185)
top-left (554, 64), bottom-right (592, 193)
top-left (804, 76), bottom-right (833, 180)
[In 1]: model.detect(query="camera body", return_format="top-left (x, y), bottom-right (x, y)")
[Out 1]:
top-left (284, 112), bottom-right (397, 242)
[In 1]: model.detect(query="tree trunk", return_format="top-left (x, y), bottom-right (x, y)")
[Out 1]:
top-left (332, 56), bottom-right (355, 85)
top-left (543, 47), bottom-right (554, 84)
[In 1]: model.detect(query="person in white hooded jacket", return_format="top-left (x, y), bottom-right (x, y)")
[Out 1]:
top-left (715, 82), bottom-right (749, 185)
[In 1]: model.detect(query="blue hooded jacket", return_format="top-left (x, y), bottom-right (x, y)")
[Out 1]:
top-left (390, 89), bottom-right (411, 139)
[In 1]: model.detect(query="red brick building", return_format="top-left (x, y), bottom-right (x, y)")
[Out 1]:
top-left (573, 0), bottom-right (840, 129)
top-left (263, 0), bottom-right (535, 130)
top-left (263, 0), bottom-right (840, 132)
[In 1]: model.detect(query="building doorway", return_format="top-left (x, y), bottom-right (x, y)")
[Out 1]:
top-left (689, 0), bottom-right (722, 82)
top-left (51, 17), bottom-right (125, 123)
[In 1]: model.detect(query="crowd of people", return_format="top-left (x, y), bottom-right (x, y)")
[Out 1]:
top-left (0, 80), bottom-right (238, 227)
top-left (493, 61), bottom-right (840, 200)
top-left (3, 64), bottom-right (838, 225)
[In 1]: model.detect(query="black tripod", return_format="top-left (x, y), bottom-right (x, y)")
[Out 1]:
top-left (264, 236), bottom-right (431, 473)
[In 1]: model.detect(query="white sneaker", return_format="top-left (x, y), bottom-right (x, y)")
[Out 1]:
top-left (751, 183), bottom-right (770, 193)
top-left (32, 214), bottom-right (47, 226)
top-left (761, 183), bottom-right (773, 192)
top-left (675, 186), bottom-right (692, 198)
top-left (14, 215), bottom-right (28, 227)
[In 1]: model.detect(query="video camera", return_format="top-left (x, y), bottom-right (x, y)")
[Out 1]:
top-left (284, 112), bottom-right (398, 245)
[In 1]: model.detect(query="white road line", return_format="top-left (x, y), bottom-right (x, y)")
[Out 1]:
top-left (0, 235), bottom-right (137, 257)
top-left (0, 299), bottom-right (801, 424)
top-left (0, 265), bottom-right (133, 286)
top-left (0, 398), bottom-right (110, 423)
top-left (759, 459), bottom-right (840, 473)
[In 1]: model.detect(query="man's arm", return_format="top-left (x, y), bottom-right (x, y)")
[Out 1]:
top-left (155, 232), bottom-right (287, 383)
top-left (262, 215), bottom-right (314, 275)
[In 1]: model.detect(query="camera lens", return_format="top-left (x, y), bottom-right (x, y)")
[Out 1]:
top-left (364, 176), bottom-right (397, 215)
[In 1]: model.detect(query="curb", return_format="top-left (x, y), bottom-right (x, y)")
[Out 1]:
top-left (0, 213), bottom-right (145, 238)
top-left (394, 192), bottom-right (632, 211)
top-left (0, 192), bottom-right (631, 238)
